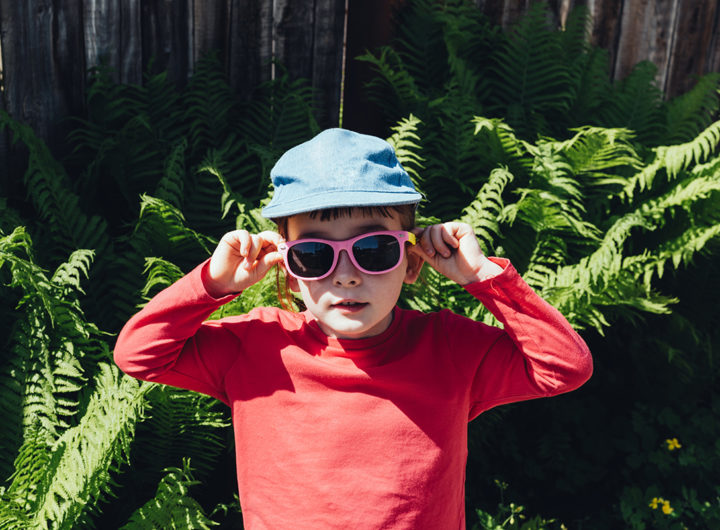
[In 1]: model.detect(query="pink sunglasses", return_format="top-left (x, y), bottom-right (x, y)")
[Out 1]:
top-left (278, 230), bottom-right (416, 280)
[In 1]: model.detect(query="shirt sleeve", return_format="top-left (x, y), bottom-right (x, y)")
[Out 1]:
top-left (451, 258), bottom-right (593, 419)
top-left (113, 260), bottom-right (241, 405)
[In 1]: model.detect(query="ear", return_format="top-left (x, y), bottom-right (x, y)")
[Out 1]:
top-left (403, 252), bottom-right (424, 284)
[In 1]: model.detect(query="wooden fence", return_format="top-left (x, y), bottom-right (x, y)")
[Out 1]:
top-left (1, 0), bottom-right (719, 171)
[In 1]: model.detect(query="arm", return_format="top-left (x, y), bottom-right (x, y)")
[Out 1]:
top-left (411, 223), bottom-right (592, 418)
top-left (461, 258), bottom-right (592, 417)
top-left (114, 230), bottom-right (285, 403)
top-left (113, 261), bottom-right (240, 403)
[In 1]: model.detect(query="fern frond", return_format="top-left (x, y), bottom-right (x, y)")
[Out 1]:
top-left (623, 120), bottom-right (720, 198)
top-left (136, 195), bottom-right (216, 257)
top-left (133, 386), bottom-right (229, 483)
top-left (155, 140), bottom-right (188, 210)
top-left (411, 102), bottom-right (491, 220)
top-left (183, 53), bottom-right (237, 157)
top-left (664, 72), bottom-right (720, 144)
top-left (0, 111), bottom-right (111, 263)
top-left (556, 127), bottom-right (640, 176)
top-left (0, 423), bottom-right (53, 526)
top-left (140, 258), bottom-right (184, 302)
top-left (238, 69), bottom-right (319, 171)
top-left (460, 167), bottom-right (514, 254)
top-left (502, 187), bottom-right (599, 242)
top-left (119, 459), bottom-right (218, 529)
top-left (51, 250), bottom-right (95, 293)
top-left (633, 223), bottom-right (720, 286)
top-left (541, 167), bottom-right (720, 331)
top-left (472, 117), bottom-right (533, 173)
top-left (193, 136), bottom-right (273, 235)
top-left (391, 0), bottom-right (453, 96)
top-left (0, 229), bottom-right (106, 478)
top-left (523, 234), bottom-right (568, 290)
top-left (20, 364), bottom-right (150, 529)
top-left (386, 115), bottom-right (425, 196)
top-left (356, 47), bottom-right (427, 124)
top-left (489, 2), bottom-right (573, 136)
top-left (597, 61), bottom-right (665, 145)
top-left (660, 119), bottom-right (720, 178)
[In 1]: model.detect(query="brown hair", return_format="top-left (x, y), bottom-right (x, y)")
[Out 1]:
top-left (273, 204), bottom-right (417, 311)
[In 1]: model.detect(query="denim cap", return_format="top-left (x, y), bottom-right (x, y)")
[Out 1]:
top-left (261, 128), bottom-right (422, 218)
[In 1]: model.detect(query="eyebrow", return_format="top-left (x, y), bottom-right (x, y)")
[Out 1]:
top-left (296, 224), bottom-right (390, 240)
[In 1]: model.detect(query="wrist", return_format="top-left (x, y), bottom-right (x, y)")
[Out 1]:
top-left (201, 263), bottom-right (233, 299)
top-left (461, 256), bottom-right (504, 285)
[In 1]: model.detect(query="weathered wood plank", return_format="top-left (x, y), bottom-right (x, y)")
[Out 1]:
top-left (140, 0), bottom-right (193, 83)
top-left (312, 0), bottom-right (346, 127)
top-left (83, 0), bottom-right (142, 84)
top-left (343, 0), bottom-right (402, 135)
top-left (192, 0), bottom-right (228, 68)
top-left (229, 0), bottom-right (274, 98)
top-left (273, 0), bottom-right (315, 82)
top-left (708, 0), bottom-right (720, 75)
top-left (54, 0), bottom-right (87, 118)
top-left (584, 0), bottom-right (624, 76)
top-left (478, 0), bottom-right (533, 29)
top-left (612, 0), bottom-right (677, 88)
top-left (0, 0), bottom-right (71, 143)
top-left (665, 0), bottom-right (719, 96)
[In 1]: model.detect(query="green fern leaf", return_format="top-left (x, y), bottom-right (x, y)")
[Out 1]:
top-left (119, 459), bottom-right (218, 529)
top-left (460, 167), bottom-right (514, 254)
top-left (664, 72), bottom-right (720, 143)
top-left (23, 364), bottom-right (150, 529)
top-left (385, 115), bottom-right (426, 196)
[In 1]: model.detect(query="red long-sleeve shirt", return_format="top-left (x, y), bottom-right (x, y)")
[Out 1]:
top-left (114, 258), bottom-right (592, 529)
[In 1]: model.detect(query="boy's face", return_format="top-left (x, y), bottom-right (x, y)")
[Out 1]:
top-left (285, 208), bottom-right (423, 339)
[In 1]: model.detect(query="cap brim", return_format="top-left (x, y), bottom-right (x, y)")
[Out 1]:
top-left (261, 190), bottom-right (422, 218)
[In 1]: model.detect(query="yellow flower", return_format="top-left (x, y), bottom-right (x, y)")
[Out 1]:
top-left (665, 438), bottom-right (682, 450)
top-left (650, 497), bottom-right (675, 514)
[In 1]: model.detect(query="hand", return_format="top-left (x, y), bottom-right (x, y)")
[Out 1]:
top-left (204, 230), bottom-right (285, 297)
top-left (410, 222), bottom-right (503, 285)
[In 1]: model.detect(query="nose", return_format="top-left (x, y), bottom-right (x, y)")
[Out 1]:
top-left (332, 249), bottom-right (362, 286)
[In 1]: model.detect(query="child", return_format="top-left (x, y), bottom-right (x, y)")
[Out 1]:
top-left (114, 128), bottom-right (592, 529)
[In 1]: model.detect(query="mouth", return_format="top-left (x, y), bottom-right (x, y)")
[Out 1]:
top-left (331, 300), bottom-right (368, 312)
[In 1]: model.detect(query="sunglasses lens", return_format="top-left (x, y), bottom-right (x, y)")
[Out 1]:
top-left (353, 234), bottom-right (401, 272)
top-left (287, 242), bottom-right (334, 278)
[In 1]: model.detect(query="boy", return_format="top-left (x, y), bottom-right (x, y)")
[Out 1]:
top-left (115, 128), bottom-right (592, 528)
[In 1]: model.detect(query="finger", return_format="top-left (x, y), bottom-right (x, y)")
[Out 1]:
top-left (258, 230), bottom-right (285, 247)
top-left (430, 225), bottom-right (452, 258)
top-left (244, 235), bottom-right (264, 268)
top-left (441, 223), bottom-right (460, 249)
top-left (258, 250), bottom-right (284, 270)
top-left (417, 227), bottom-right (436, 257)
top-left (407, 240), bottom-right (431, 261)
top-left (237, 230), bottom-right (252, 258)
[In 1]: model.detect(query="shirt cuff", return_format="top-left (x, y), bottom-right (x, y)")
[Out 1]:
top-left (462, 257), bottom-right (515, 294)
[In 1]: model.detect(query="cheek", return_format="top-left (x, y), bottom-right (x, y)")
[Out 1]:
top-left (296, 279), bottom-right (324, 303)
